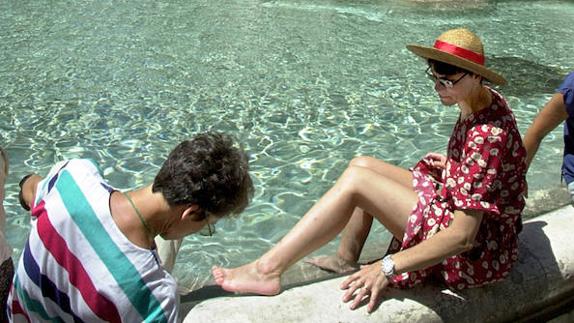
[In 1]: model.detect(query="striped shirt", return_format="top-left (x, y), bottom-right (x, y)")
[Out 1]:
top-left (8, 159), bottom-right (178, 322)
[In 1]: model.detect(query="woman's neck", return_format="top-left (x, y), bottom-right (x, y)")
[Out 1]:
top-left (459, 85), bottom-right (492, 120)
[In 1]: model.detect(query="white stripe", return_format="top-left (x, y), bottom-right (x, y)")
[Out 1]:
top-left (19, 226), bottom-right (96, 321)
top-left (70, 160), bottom-right (178, 320)
top-left (64, 161), bottom-right (147, 322)
top-left (41, 175), bottom-right (136, 322)
top-left (23, 159), bottom-right (178, 322)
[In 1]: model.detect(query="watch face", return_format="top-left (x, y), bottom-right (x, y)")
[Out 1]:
top-left (384, 262), bottom-right (392, 273)
top-left (382, 256), bottom-right (394, 276)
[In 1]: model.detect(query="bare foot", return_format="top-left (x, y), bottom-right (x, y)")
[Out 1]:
top-left (305, 255), bottom-right (359, 274)
top-left (211, 261), bottom-right (281, 296)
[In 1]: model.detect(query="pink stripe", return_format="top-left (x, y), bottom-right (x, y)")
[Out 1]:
top-left (35, 201), bottom-right (122, 323)
top-left (434, 40), bottom-right (485, 65)
top-left (11, 298), bottom-right (31, 322)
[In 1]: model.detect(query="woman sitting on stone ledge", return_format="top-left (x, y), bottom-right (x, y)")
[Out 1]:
top-left (213, 28), bottom-right (527, 313)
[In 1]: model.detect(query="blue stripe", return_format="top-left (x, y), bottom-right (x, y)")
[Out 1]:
top-left (47, 173), bottom-right (59, 193)
top-left (100, 182), bottom-right (113, 193)
top-left (36, 161), bottom-right (69, 206)
top-left (22, 240), bottom-right (84, 323)
top-left (13, 276), bottom-right (64, 323)
top-left (48, 162), bottom-right (69, 193)
top-left (56, 169), bottom-right (167, 322)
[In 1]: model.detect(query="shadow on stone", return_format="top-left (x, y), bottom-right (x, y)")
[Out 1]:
top-left (368, 220), bottom-right (564, 321)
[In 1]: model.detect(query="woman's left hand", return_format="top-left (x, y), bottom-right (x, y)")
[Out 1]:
top-left (424, 152), bottom-right (447, 170)
top-left (340, 262), bottom-right (390, 313)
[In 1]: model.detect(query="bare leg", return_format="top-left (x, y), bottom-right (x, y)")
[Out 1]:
top-left (304, 208), bottom-right (370, 273)
top-left (307, 157), bottom-right (413, 273)
top-left (212, 163), bottom-right (417, 295)
top-left (337, 208), bottom-right (373, 261)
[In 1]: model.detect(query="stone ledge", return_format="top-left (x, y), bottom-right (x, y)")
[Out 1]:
top-left (184, 205), bottom-right (574, 322)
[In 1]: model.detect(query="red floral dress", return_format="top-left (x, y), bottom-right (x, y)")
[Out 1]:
top-left (387, 88), bottom-right (527, 290)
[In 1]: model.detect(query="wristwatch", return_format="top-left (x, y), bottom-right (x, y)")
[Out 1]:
top-left (381, 255), bottom-right (396, 278)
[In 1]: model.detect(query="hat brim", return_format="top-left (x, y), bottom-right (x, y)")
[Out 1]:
top-left (406, 44), bottom-right (507, 86)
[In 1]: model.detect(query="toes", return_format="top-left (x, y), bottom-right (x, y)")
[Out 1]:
top-left (211, 267), bottom-right (225, 284)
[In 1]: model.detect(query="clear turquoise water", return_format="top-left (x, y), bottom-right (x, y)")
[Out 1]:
top-left (1, 0), bottom-right (573, 290)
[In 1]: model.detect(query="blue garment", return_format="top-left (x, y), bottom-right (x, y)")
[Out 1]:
top-left (559, 71), bottom-right (574, 184)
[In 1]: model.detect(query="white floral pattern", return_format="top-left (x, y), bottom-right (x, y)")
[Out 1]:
top-left (388, 88), bottom-right (527, 290)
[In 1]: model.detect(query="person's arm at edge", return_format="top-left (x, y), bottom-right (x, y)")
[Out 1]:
top-left (523, 93), bottom-right (568, 169)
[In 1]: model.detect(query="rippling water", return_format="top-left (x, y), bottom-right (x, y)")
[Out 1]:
top-left (1, 0), bottom-right (573, 291)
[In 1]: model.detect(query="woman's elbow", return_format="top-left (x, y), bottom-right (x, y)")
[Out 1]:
top-left (448, 210), bottom-right (483, 254)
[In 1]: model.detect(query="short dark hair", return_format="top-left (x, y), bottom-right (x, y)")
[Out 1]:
top-left (428, 59), bottom-right (472, 76)
top-left (152, 132), bottom-right (254, 219)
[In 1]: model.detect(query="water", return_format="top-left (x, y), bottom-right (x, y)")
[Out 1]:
top-left (1, 0), bottom-right (573, 291)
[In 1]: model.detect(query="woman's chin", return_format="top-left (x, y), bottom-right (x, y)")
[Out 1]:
top-left (439, 96), bottom-right (456, 106)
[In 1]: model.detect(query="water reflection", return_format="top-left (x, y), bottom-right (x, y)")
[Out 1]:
top-left (1, 0), bottom-right (573, 294)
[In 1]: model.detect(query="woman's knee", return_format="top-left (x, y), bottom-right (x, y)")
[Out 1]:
top-left (338, 165), bottom-right (373, 191)
top-left (349, 156), bottom-right (380, 169)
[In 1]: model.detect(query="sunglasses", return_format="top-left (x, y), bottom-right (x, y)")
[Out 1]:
top-left (426, 67), bottom-right (467, 89)
top-left (198, 215), bottom-right (217, 237)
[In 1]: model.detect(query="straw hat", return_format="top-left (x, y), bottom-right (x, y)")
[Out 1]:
top-left (406, 28), bottom-right (506, 85)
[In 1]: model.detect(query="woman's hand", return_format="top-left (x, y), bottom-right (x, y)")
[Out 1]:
top-left (424, 152), bottom-right (447, 170)
top-left (340, 262), bottom-right (390, 313)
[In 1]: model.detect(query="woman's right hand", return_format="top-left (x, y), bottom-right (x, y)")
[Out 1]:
top-left (340, 262), bottom-right (390, 313)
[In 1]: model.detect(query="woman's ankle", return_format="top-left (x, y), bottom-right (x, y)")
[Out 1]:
top-left (336, 249), bottom-right (360, 264)
top-left (255, 257), bottom-right (283, 278)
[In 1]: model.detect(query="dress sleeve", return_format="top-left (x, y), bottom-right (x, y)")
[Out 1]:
top-left (558, 71), bottom-right (574, 117)
top-left (446, 124), bottom-right (508, 215)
